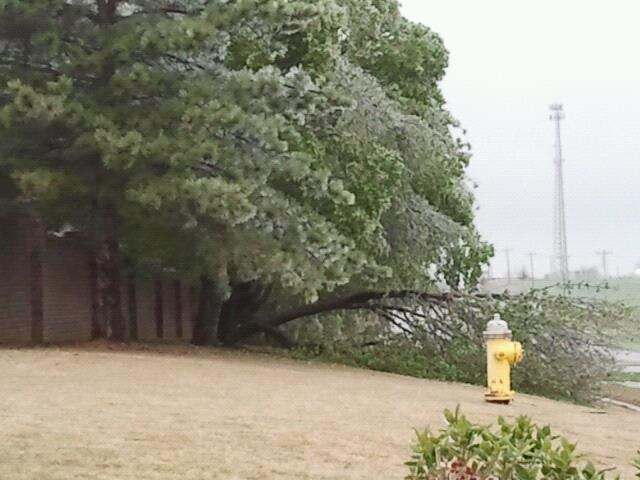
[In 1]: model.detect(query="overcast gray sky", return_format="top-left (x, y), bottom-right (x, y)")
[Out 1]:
top-left (400, 0), bottom-right (640, 278)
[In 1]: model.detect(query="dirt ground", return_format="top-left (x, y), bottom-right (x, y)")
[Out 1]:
top-left (1, 345), bottom-right (639, 479)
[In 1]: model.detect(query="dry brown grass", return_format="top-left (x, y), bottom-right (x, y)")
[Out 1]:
top-left (1, 344), bottom-right (639, 479)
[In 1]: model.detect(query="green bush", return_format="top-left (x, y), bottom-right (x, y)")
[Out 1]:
top-left (406, 408), bottom-right (633, 480)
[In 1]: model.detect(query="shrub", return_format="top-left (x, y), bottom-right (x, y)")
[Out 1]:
top-left (406, 408), bottom-right (620, 480)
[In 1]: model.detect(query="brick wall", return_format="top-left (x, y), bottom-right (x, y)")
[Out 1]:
top-left (133, 280), bottom-right (156, 341)
top-left (42, 235), bottom-right (93, 343)
top-left (0, 214), bottom-right (195, 345)
top-left (130, 277), bottom-right (193, 342)
top-left (0, 215), bottom-right (33, 343)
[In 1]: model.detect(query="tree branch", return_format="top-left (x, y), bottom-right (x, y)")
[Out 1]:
top-left (224, 290), bottom-right (453, 345)
top-left (0, 59), bottom-right (63, 77)
top-left (375, 308), bottom-right (414, 336)
top-left (160, 7), bottom-right (190, 15)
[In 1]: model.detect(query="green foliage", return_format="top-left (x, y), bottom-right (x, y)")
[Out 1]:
top-left (0, 0), bottom-right (490, 309)
top-left (342, 0), bottom-right (449, 113)
top-left (406, 407), bottom-right (620, 480)
top-left (288, 288), bottom-right (629, 404)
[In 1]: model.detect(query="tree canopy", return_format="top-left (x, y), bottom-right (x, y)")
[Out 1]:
top-left (0, 0), bottom-right (492, 343)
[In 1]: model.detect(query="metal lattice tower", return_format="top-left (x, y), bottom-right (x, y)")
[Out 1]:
top-left (550, 104), bottom-right (569, 282)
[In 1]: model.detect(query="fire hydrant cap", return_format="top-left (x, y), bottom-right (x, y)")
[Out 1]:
top-left (484, 313), bottom-right (512, 339)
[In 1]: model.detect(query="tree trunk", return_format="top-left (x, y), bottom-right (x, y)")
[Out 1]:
top-left (94, 203), bottom-right (126, 341)
top-left (223, 290), bottom-right (455, 345)
top-left (97, 0), bottom-right (119, 24)
top-left (191, 275), bottom-right (225, 346)
top-left (217, 281), bottom-right (265, 345)
top-left (218, 281), bottom-right (294, 349)
top-left (126, 274), bottom-right (138, 341)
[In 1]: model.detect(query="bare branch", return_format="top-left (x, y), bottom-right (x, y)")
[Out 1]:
top-left (224, 290), bottom-right (455, 345)
top-left (375, 308), bottom-right (413, 336)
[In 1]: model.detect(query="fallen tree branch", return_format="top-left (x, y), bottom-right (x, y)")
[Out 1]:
top-left (224, 290), bottom-right (457, 345)
top-left (375, 308), bottom-right (414, 336)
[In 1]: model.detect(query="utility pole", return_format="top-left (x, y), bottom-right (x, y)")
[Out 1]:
top-left (550, 104), bottom-right (569, 282)
top-left (528, 252), bottom-right (535, 288)
top-left (504, 248), bottom-right (511, 285)
top-left (596, 250), bottom-right (613, 279)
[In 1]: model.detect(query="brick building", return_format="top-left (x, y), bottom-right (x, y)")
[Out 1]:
top-left (0, 214), bottom-right (194, 344)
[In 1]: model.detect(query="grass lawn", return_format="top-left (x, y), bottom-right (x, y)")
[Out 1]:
top-left (1, 345), bottom-right (640, 479)
top-left (611, 372), bottom-right (640, 383)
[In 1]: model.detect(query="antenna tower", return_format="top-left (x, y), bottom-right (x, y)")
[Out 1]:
top-left (550, 104), bottom-right (569, 282)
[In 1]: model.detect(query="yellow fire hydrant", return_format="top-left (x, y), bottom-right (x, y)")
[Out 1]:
top-left (484, 314), bottom-right (523, 404)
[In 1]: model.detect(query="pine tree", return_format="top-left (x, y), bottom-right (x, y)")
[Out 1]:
top-left (0, 0), bottom-right (491, 345)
